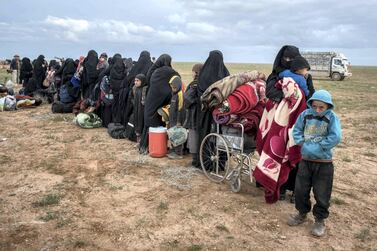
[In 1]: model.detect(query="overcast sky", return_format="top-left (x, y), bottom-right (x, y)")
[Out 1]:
top-left (1, 0), bottom-right (377, 65)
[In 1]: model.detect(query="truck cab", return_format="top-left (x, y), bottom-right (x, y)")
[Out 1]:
top-left (331, 54), bottom-right (352, 80)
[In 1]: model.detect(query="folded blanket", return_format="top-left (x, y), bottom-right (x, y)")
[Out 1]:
top-left (237, 102), bottom-right (265, 133)
top-left (253, 77), bottom-right (307, 203)
top-left (201, 70), bottom-right (266, 111)
top-left (223, 82), bottom-right (259, 115)
top-left (213, 109), bottom-right (231, 124)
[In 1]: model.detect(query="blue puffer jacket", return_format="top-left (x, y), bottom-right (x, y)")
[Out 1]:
top-left (293, 90), bottom-right (342, 161)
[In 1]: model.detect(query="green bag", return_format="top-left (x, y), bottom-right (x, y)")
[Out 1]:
top-left (74, 112), bottom-right (102, 129)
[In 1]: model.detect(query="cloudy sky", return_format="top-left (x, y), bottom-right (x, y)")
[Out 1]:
top-left (1, 0), bottom-right (377, 65)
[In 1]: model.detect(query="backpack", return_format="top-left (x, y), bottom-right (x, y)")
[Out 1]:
top-left (59, 84), bottom-right (76, 103)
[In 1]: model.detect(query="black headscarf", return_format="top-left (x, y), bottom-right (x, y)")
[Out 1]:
top-left (125, 50), bottom-right (153, 87)
top-left (197, 50), bottom-right (229, 95)
top-left (61, 58), bottom-right (76, 84)
top-left (195, 51), bottom-right (229, 168)
top-left (109, 54), bottom-right (127, 123)
top-left (266, 45), bottom-right (300, 102)
top-left (271, 45), bottom-right (300, 75)
top-left (135, 73), bottom-right (147, 87)
top-left (20, 57), bottom-right (33, 85)
top-left (123, 58), bottom-right (134, 74)
top-left (60, 58), bottom-right (79, 100)
top-left (109, 54), bottom-right (126, 91)
top-left (48, 60), bottom-right (59, 71)
top-left (146, 54), bottom-right (172, 85)
top-left (144, 65), bottom-right (178, 127)
top-left (82, 50), bottom-right (99, 98)
top-left (33, 55), bottom-right (46, 89)
top-left (21, 57), bottom-right (33, 72)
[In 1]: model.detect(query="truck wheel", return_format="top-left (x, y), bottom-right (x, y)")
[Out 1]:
top-left (331, 72), bottom-right (341, 81)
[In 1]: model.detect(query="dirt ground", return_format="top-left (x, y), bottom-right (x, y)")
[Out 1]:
top-left (1, 66), bottom-right (377, 250)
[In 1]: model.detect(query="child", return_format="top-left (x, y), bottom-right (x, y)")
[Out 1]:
top-left (279, 55), bottom-right (311, 98)
top-left (167, 75), bottom-right (185, 159)
top-left (132, 74), bottom-right (148, 144)
top-left (183, 63), bottom-right (203, 167)
top-left (288, 90), bottom-right (342, 237)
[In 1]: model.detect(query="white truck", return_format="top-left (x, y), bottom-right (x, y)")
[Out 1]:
top-left (301, 52), bottom-right (352, 81)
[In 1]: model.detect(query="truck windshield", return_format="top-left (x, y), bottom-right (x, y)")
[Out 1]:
top-left (334, 59), bottom-right (342, 65)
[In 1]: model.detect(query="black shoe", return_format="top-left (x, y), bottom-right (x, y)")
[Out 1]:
top-left (311, 218), bottom-right (326, 237)
top-left (288, 213), bottom-right (307, 226)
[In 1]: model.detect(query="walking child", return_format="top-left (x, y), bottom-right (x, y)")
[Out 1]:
top-left (288, 90), bottom-right (342, 237)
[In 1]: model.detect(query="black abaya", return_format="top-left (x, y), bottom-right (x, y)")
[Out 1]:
top-left (109, 54), bottom-right (126, 123)
top-left (33, 55), bottom-right (46, 90)
top-left (139, 64), bottom-right (178, 152)
top-left (195, 50), bottom-right (230, 167)
top-left (81, 50), bottom-right (99, 99)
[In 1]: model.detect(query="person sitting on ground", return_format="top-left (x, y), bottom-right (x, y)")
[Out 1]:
top-left (288, 90), bottom-right (342, 237)
top-left (278, 55), bottom-right (311, 98)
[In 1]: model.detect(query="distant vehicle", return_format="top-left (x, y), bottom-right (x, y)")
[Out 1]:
top-left (301, 52), bottom-right (352, 81)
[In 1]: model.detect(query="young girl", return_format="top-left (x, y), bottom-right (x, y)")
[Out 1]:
top-left (132, 74), bottom-right (148, 143)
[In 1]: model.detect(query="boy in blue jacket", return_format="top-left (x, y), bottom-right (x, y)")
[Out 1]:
top-left (288, 90), bottom-right (342, 237)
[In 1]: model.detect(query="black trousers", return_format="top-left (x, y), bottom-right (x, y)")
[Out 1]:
top-left (295, 160), bottom-right (334, 220)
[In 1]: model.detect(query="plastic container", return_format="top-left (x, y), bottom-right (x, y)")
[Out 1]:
top-left (149, 127), bottom-right (167, 158)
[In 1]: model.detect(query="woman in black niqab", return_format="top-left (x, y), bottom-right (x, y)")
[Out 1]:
top-left (120, 50), bottom-right (153, 126)
top-left (194, 50), bottom-right (230, 167)
top-left (20, 57), bottom-right (33, 87)
top-left (139, 54), bottom-right (178, 153)
top-left (265, 45), bottom-right (300, 102)
top-left (146, 54), bottom-right (172, 85)
top-left (197, 50), bottom-right (229, 95)
top-left (109, 53), bottom-right (126, 123)
top-left (125, 50), bottom-right (153, 88)
top-left (33, 55), bottom-right (47, 90)
top-left (81, 50), bottom-right (99, 99)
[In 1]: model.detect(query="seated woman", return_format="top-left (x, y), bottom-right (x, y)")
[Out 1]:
top-left (51, 59), bottom-right (79, 113)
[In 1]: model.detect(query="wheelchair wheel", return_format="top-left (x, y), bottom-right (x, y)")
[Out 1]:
top-left (200, 133), bottom-right (230, 183)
